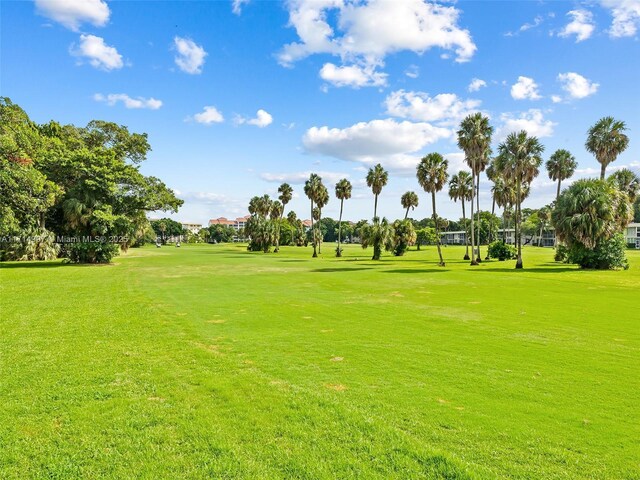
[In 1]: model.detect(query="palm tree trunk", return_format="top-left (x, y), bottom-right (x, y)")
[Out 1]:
top-left (515, 179), bottom-right (523, 269)
top-left (318, 209), bottom-right (322, 254)
top-left (404, 206), bottom-right (409, 220)
top-left (469, 163), bottom-right (477, 265)
top-left (432, 192), bottom-right (445, 266)
top-left (374, 194), bottom-right (378, 220)
top-left (486, 195), bottom-right (495, 259)
top-left (539, 224), bottom-right (543, 247)
top-left (502, 209), bottom-right (507, 243)
top-left (476, 172), bottom-right (482, 262)
top-left (337, 199), bottom-right (344, 257)
top-left (556, 178), bottom-right (561, 201)
top-left (600, 162), bottom-right (606, 181)
top-left (275, 211), bottom-right (284, 253)
top-left (311, 199), bottom-right (317, 257)
top-left (462, 200), bottom-right (469, 260)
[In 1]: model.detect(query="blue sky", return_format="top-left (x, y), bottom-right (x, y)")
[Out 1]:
top-left (2, 0), bottom-right (639, 224)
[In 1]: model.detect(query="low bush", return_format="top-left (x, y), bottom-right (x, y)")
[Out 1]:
top-left (487, 241), bottom-right (516, 261)
top-left (567, 233), bottom-right (629, 270)
top-left (63, 242), bottom-right (120, 264)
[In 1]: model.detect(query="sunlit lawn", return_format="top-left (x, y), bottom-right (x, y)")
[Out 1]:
top-left (1, 243), bottom-right (638, 479)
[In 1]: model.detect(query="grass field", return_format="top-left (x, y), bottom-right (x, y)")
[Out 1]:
top-left (1, 244), bottom-right (639, 479)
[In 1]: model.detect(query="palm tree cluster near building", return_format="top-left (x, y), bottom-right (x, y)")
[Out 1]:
top-left (242, 114), bottom-right (636, 270)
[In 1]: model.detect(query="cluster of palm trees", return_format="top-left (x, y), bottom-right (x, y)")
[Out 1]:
top-left (246, 114), bottom-right (634, 268)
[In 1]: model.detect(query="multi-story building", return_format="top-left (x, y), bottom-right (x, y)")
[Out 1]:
top-left (181, 222), bottom-right (203, 234)
top-left (625, 223), bottom-right (640, 249)
top-left (208, 216), bottom-right (250, 231)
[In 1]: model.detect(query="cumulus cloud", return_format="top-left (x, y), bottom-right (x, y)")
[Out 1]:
top-left (384, 90), bottom-right (482, 127)
top-left (236, 109), bottom-right (273, 128)
top-left (557, 72), bottom-right (599, 99)
top-left (93, 93), bottom-right (162, 109)
top-left (71, 34), bottom-right (123, 71)
top-left (35, 0), bottom-right (109, 31)
top-left (260, 170), bottom-right (349, 184)
top-left (510, 76), bottom-right (542, 100)
top-left (468, 78), bottom-right (487, 92)
top-left (191, 106), bottom-right (224, 125)
top-left (551, 95), bottom-right (563, 103)
top-left (559, 9), bottom-right (596, 42)
top-left (173, 36), bottom-right (207, 74)
top-left (232, 0), bottom-right (250, 15)
top-left (302, 118), bottom-right (451, 171)
top-left (496, 109), bottom-right (556, 140)
top-left (319, 62), bottom-right (387, 88)
top-left (278, 0), bottom-right (476, 88)
top-left (600, 0), bottom-right (640, 37)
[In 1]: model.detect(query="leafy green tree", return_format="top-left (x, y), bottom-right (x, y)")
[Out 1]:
top-left (546, 149), bottom-right (577, 200)
top-left (552, 179), bottom-right (632, 269)
top-left (457, 113), bottom-right (493, 265)
top-left (275, 183), bottom-right (293, 252)
top-left (335, 178), bottom-right (352, 257)
top-left (586, 117), bottom-right (629, 180)
top-left (537, 207), bottom-right (551, 247)
top-left (417, 153), bottom-right (449, 266)
top-left (415, 227), bottom-right (437, 250)
top-left (151, 218), bottom-right (184, 243)
top-left (496, 131), bottom-right (544, 268)
top-left (392, 219), bottom-right (416, 256)
top-left (360, 218), bottom-right (394, 260)
top-left (448, 171), bottom-right (472, 259)
top-left (246, 195), bottom-right (275, 252)
top-left (366, 163), bottom-right (388, 219)
top-left (608, 168), bottom-right (639, 203)
top-left (400, 191), bottom-right (419, 220)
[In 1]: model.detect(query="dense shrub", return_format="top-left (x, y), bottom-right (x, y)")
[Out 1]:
top-left (0, 229), bottom-right (60, 261)
top-left (64, 242), bottom-right (120, 264)
top-left (392, 219), bottom-right (416, 256)
top-left (554, 244), bottom-right (569, 262)
top-left (567, 233), bottom-right (629, 270)
top-left (487, 241), bottom-right (516, 261)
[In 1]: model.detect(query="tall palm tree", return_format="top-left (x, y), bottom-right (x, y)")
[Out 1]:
top-left (366, 163), bottom-right (388, 220)
top-left (474, 149), bottom-right (490, 260)
top-left (400, 191), bottom-right (419, 219)
top-left (315, 183), bottom-right (329, 254)
top-left (304, 173), bottom-right (321, 257)
top-left (546, 149), bottom-right (577, 201)
top-left (335, 178), bottom-right (352, 257)
top-left (457, 113), bottom-right (493, 265)
top-left (275, 183), bottom-right (293, 252)
top-left (586, 117), bottom-right (629, 180)
top-left (491, 176), bottom-right (509, 241)
top-left (496, 131), bottom-right (545, 269)
top-left (608, 168), bottom-right (640, 202)
top-left (417, 153), bottom-right (449, 267)
top-left (448, 171), bottom-right (472, 259)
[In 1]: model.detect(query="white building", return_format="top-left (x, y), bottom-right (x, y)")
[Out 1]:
top-left (625, 223), bottom-right (640, 249)
top-left (181, 222), bottom-right (203, 234)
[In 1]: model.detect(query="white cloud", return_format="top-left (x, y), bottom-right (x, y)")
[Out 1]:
top-left (71, 35), bottom-right (123, 71)
top-left (384, 89), bottom-right (482, 127)
top-left (191, 106), bottom-right (224, 125)
top-left (94, 93), bottom-right (162, 110)
top-left (559, 9), bottom-right (596, 42)
top-left (551, 95), bottom-right (562, 103)
top-left (497, 109), bottom-right (556, 139)
top-left (405, 65), bottom-right (420, 79)
top-left (173, 36), bottom-right (207, 74)
top-left (236, 109), bottom-right (273, 128)
top-left (468, 78), bottom-right (487, 92)
top-left (260, 170), bottom-right (349, 184)
top-left (319, 62), bottom-right (387, 88)
top-left (35, 0), bottom-right (109, 31)
top-left (510, 76), bottom-right (542, 100)
top-left (303, 118), bottom-right (452, 170)
top-left (505, 15), bottom-right (544, 36)
top-left (278, 0), bottom-right (476, 87)
top-left (232, 0), bottom-right (250, 15)
top-left (600, 0), bottom-right (640, 37)
top-left (557, 72), bottom-right (599, 99)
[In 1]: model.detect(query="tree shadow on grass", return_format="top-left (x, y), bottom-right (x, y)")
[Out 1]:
top-left (475, 267), bottom-right (579, 273)
top-left (0, 261), bottom-right (68, 269)
top-left (383, 268), bottom-right (450, 274)
top-left (311, 267), bottom-right (374, 273)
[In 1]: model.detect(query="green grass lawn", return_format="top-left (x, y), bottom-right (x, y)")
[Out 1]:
top-left (1, 244), bottom-right (639, 479)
